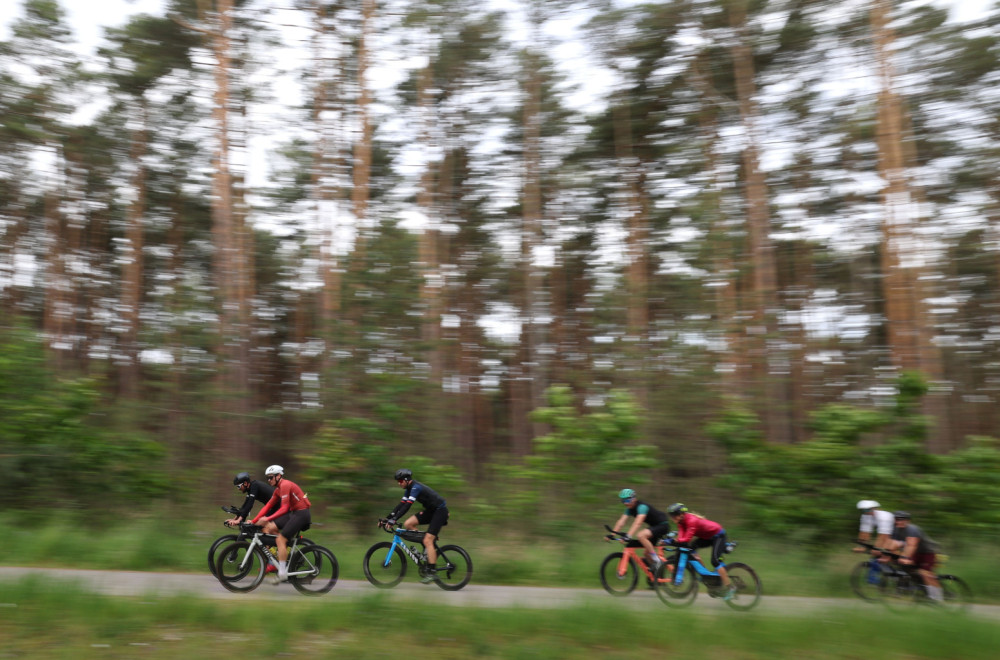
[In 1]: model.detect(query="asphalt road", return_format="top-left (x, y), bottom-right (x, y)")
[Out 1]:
top-left (1, 566), bottom-right (996, 618)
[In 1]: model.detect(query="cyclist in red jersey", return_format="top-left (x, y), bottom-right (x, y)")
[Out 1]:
top-left (668, 503), bottom-right (735, 600)
top-left (251, 464), bottom-right (311, 581)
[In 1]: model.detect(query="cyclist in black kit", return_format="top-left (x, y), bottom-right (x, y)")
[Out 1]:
top-left (225, 472), bottom-right (275, 526)
top-left (382, 468), bottom-right (449, 582)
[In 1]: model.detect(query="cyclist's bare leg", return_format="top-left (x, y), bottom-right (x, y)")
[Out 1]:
top-left (918, 568), bottom-right (943, 600)
top-left (636, 528), bottom-right (658, 563)
top-left (717, 564), bottom-right (732, 588)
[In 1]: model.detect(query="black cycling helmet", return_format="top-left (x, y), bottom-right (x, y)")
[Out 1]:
top-left (233, 471), bottom-right (251, 486)
top-left (893, 511), bottom-right (911, 520)
top-left (394, 468), bottom-right (413, 481)
top-left (667, 503), bottom-right (688, 516)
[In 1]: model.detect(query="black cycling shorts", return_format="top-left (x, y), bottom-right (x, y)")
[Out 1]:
top-left (693, 531), bottom-right (728, 567)
top-left (416, 506), bottom-right (449, 537)
top-left (274, 509), bottom-right (311, 540)
top-left (648, 521), bottom-right (672, 544)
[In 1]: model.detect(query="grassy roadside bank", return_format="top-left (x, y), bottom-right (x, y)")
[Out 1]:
top-left (0, 577), bottom-right (996, 659)
top-left (6, 516), bottom-right (998, 601)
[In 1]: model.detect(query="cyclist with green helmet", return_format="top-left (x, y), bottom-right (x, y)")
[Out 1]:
top-left (607, 488), bottom-right (672, 571)
top-left (668, 503), bottom-right (735, 600)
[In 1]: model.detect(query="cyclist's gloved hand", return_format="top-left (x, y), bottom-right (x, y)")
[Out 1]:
top-left (622, 534), bottom-right (631, 542)
top-left (386, 518), bottom-right (396, 529)
top-left (604, 533), bottom-right (615, 541)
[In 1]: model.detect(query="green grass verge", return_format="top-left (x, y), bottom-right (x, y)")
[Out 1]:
top-left (7, 514), bottom-right (999, 602)
top-left (0, 577), bottom-right (995, 659)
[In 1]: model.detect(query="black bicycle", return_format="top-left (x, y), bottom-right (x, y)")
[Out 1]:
top-left (853, 541), bottom-right (971, 612)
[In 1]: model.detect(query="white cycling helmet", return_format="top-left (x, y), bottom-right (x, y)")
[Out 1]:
top-left (856, 500), bottom-right (879, 510)
top-left (264, 464), bottom-right (284, 477)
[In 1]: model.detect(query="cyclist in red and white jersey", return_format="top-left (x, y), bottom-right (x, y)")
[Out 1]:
top-left (251, 465), bottom-right (311, 581)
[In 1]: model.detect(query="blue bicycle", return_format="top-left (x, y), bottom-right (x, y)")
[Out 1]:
top-left (654, 542), bottom-right (761, 610)
top-left (363, 518), bottom-right (473, 591)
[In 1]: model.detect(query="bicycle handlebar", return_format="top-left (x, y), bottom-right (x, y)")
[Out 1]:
top-left (855, 540), bottom-right (903, 560)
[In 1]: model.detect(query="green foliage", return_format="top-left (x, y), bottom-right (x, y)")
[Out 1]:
top-left (300, 373), bottom-right (467, 533)
top-left (0, 324), bottom-right (166, 510)
top-left (497, 386), bottom-right (657, 534)
top-left (713, 372), bottom-right (1000, 546)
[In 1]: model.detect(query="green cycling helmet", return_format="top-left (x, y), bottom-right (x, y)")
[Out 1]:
top-left (618, 488), bottom-right (636, 501)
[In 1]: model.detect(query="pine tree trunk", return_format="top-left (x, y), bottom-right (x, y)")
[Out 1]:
top-left (730, 0), bottom-right (789, 443)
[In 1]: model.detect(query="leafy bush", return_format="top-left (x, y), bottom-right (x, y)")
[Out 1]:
top-left (1, 324), bottom-right (166, 510)
top-left (712, 372), bottom-right (1000, 546)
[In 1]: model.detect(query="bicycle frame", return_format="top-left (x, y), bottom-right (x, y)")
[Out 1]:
top-left (669, 547), bottom-right (724, 586)
top-left (382, 529), bottom-right (430, 568)
top-left (236, 527), bottom-right (314, 578)
top-left (616, 542), bottom-right (672, 584)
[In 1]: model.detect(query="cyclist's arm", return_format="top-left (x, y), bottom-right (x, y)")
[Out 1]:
top-left (610, 514), bottom-right (629, 534)
top-left (899, 535), bottom-right (919, 563)
top-left (251, 492), bottom-right (279, 524)
top-left (626, 513), bottom-right (647, 538)
top-left (235, 492), bottom-right (256, 522)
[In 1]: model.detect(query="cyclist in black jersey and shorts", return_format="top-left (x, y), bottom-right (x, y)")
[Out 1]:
top-left (383, 468), bottom-right (449, 582)
top-left (226, 471), bottom-right (275, 525)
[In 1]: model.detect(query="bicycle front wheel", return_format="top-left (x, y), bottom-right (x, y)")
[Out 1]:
top-left (435, 544), bottom-right (472, 591)
top-left (938, 574), bottom-right (972, 613)
top-left (654, 563), bottom-right (698, 607)
top-left (215, 541), bottom-right (267, 593)
top-left (363, 542), bottom-right (407, 588)
top-left (724, 562), bottom-right (762, 611)
top-left (289, 544), bottom-right (339, 595)
top-left (207, 534), bottom-right (238, 577)
top-left (849, 559), bottom-right (883, 602)
top-left (599, 552), bottom-right (638, 596)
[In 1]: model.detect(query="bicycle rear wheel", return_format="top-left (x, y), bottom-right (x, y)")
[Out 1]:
top-left (363, 541), bottom-right (407, 588)
top-left (849, 559), bottom-right (883, 602)
top-left (723, 562), bottom-right (762, 611)
top-left (289, 544), bottom-right (339, 595)
top-left (938, 574), bottom-right (972, 613)
top-left (654, 563), bottom-right (698, 607)
top-left (215, 541), bottom-right (267, 593)
top-left (435, 544), bottom-right (472, 591)
top-left (207, 534), bottom-right (238, 577)
top-left (599, 552), bottom-right (638, 596)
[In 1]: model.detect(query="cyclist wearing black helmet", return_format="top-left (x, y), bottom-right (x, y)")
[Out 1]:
top-left (607, 488), bottom-right (672, 571)
top-left (225, 471), bottom-right (275, 526)
top-left (383, 468), bottom-right (449, 582)
top-left (887, 511), bottom-right (943, 601)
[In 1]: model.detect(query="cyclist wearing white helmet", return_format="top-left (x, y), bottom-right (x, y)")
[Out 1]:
top-left (606, 488), bottom-right (672, 571)
top-left (251, 465), bottom-right (311, 581)
top-left (854, 500), bottom-right (894, 554)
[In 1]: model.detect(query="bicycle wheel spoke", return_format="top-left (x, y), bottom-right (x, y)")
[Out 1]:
top-left (363, 541), bottom-right (406, 588)
top-left (434, 545), bottom-right (472, 591)
top-left (215, 541), bottom-right (266, 593)
top-left (599, 552), bottom-right (638, 596)
top-left (290, 544), bottom-right (339, 595)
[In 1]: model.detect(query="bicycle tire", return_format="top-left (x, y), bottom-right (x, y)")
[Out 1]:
top-left (289, 543), bottom-right (339, 595)
top-left (723, 562), bottom-right (762, 611)
top-left (599, 552), bottom-right (638, 596)
top-left (215, 541), bottom-right (268, 593)
top-left (363, 541), bottom-right (407, 588)
top-left (654, 563), bottom-right (698, 607)
top-left (849, 559), bottom-right (883, 602)
top-left (937, 574), bottom-right (972, 613)
top-left (434, 544), bottom-right (472, 591)
top-left (207, 534), bottom-right (239, 577)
